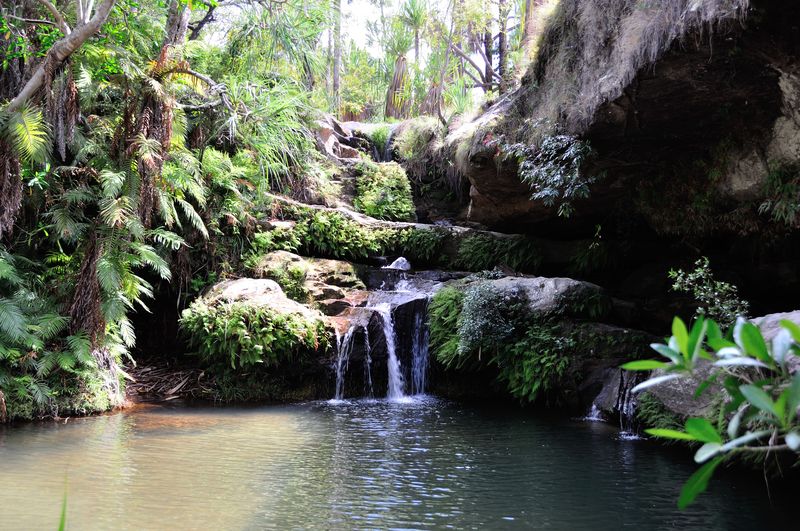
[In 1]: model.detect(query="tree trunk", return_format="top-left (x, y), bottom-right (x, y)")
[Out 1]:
top-left (164, 0), bottom-right (191, 47)
top-left (483, 30), bottom-right (493, 93)
top-left (498, 0), bottom-right (509, 94)
top-left (6, 0), bottom-right (117, 112)
top-left (332, 0), bottom-right (342, 113)
top-left (414, 30), bottom-right (420, 63)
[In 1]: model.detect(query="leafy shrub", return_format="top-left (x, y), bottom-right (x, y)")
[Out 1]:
top-left (368, 125), bottom-right (391, 154)
top-left (257, 262), bottom-right (309, 302)
top-left (758, 163), bottom-right (800, 227)
top-left (180, 299), bottom-right (327, 370)
top-left (507, 135), bottom-right (601, 218)
top-left (249, 226), bottom-right (303, 255)
top-left (623, 316), bottom-right (800, 508)
top-left (388, 227), bottom-right (448, 265)
top-left (457, 282), bottom-right (529, 357)
top-left (352, 161), bottom-right (416, 221)
top-left (1, 250), bottom-right (121, 422)
top-left (669, 257), bottom-right (749, 327)
top-left (394, 116), bottom-right (444, 173)
top-left (428, 287), bottom-right (465, 369)
top-left (494, 325), bottom-right (574, 403)
top-left (455, 234), bottom-right (541, 272)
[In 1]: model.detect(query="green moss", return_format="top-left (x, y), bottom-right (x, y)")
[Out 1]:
top-left (352, 161), bottom-right (415, 221)
top-left (455, 234), bottom-right (541, 272)
top-left (180, 299), bottom-right (329, 371)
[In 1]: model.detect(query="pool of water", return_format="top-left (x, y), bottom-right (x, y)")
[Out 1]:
top-left (0, 397), bottom-right (792, 530)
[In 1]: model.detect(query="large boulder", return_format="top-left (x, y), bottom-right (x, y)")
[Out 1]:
top-left (203, 278), bottom-right (322, 321)
top-left (481, 276), bottom-right (607, 318)
top-left (250, 250), bottom-right (366, 308)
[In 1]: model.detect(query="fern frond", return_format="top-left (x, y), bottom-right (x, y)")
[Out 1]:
top-left (177, 199), bottom-right (209, 239)
top-left (0, 297), bottom-right (27, 343)
top-left (99, 169), bottom-right (127, 198)
top-left (3, 105), bottom-right (51, 164)
top-left (131, 243), bottom-right (171, 280)
top-left (148, 228), bottom-right (186, 251)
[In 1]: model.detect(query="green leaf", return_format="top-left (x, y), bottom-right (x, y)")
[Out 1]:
top-left (672, 317), bottom-right (689, 356)
top-left (786, 431), bottom-right (800, 451)
top-left (739, 323), bottom-right (771, 363)
top-left (694, 442), bottom-right (721, 463)
top-left (685, 418), bottom-right (722, 443)
top-left (650, 344), bottom-right (683, 365)
top-left (740, 385), bottom-right (778, 418)
top-left (621, 360), bottom-right (668, 371)
top-left (645, 428), bottom-right (698, 441)
top-left (678, 456), bottom-right (724, 509)
top-left (687, 318), bottom-right (707, 362)
top-left (780, 319), bottom-right (800, 343)
top-left (786, 372), bottom-right (800, 416)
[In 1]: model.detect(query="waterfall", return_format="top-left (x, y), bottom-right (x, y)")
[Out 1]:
top-left (333, 326), bottom-right (357, 400)
top-left (616, 370), bottom-right (642, 438)
top-left (410, 303), bottom-right (429, 395)
top-left (363, 331), bottom-right (374, 398)
top-left (375, 303), bottom-right (405, 400)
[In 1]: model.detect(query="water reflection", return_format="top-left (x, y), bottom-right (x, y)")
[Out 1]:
top-left (0, 398), bottom-right (792, 530)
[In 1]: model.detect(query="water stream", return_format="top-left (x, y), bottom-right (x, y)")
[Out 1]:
top-left (375, 303), bottom-right (405, 400)
top-left (0, 399), bottom-right (791, 530)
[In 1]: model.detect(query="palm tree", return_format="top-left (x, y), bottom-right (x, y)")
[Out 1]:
top-left (400, 0), bottom-right (427, 63)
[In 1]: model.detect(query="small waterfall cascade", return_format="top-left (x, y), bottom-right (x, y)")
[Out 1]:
top-left (330, 258), bottom-right (439, 402)
top-left (363, 331), bottom-right (374, 397)
top-left (616, 371), bottom-right (642, 438)
top-left (375, 303), bottom-right (405, 400)
top-left (410, 304), bottom-right (430, 395)
top-left (583, 404), bottom-right (604, 422)
top-left (333, 325), bottom-right (358, 400)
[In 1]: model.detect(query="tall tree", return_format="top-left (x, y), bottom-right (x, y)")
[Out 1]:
top-left (332, 0), bottom-right (342, 112)
top-left (497, 0), bottom-right (509, 93)
top-left (400, 0), bottom-right (427, 63)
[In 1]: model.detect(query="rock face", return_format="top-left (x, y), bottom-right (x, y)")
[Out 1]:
top-left (446, 0), bottom-right (799, 236)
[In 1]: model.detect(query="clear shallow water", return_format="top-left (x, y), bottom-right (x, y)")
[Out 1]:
top-left (0, 397), bottom-right (792, 530)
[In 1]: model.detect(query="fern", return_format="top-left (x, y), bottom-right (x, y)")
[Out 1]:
top-left (2, 105), bottom-right (51, 164)
top-left (0, 298), bottom-right (27, 343)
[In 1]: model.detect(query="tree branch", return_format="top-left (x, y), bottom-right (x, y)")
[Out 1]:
top-left (6, 0), bottom-right (116, 113)
top-left (37, 0), bottom-right (71, 35)
top-left (7, 15), bottom-right (59, 28)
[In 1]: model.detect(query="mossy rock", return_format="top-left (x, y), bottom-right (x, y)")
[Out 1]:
top-left (181, 278), bottom-right (330, 371)
top-left (249, 250), bottom-right (366, 305)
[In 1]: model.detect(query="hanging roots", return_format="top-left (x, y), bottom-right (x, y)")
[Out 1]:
top-left (44, 60), bottom-right (79, 162)
top-left (0, 139), bottom-right (22, 240)
top-left (69, 232), bottom-right (105, 346)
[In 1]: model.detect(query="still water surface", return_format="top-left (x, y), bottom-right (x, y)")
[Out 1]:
top-left (0, 397), bottom-right (792, 530)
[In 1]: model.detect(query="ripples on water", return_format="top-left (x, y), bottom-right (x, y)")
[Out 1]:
top-left (0, 397), bottom-right (792, 530)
